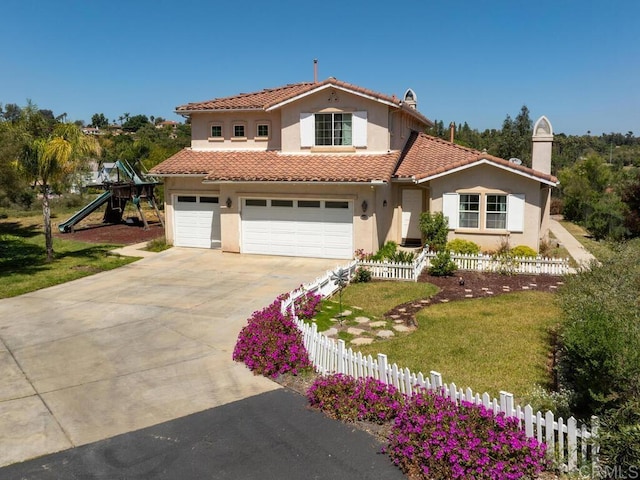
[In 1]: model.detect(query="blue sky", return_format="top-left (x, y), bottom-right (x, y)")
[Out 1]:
top-left (2, 0), bottom-right (638, 135)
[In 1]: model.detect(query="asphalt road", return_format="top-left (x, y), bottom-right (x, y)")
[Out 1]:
top-left (0, 388), bottom-right (405, 480)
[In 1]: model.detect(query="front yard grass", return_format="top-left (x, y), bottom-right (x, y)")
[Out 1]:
top-left (0, 215), bottom-right (137, 298)
top-left (314, 282), bottom-right (559, 402)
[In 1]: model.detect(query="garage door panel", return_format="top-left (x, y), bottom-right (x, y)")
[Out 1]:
top-left (174, 196), bottom-right (220, 248)
top-left (241, 199), bottom-right (353, 259)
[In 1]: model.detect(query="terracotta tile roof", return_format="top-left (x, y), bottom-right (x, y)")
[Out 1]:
top-left (176, 83), bottom-right (315, 112)
top-left (150, 149), bottom-right (400, 183)
top-left (395, 132), bottom-right (558, 184)
top-left (175, 78), bottom-right (432, 126)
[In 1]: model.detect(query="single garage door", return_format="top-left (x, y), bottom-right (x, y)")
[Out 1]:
top-left (174, 195), bottom-right (221, 248)
top-left (241, 198), bottom-right (353, 259)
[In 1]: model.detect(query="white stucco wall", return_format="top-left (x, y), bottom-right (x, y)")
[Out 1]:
top-left (190, 111), bottom-right (282, 151)
top-left (279, 88), bottom-right (391, 153)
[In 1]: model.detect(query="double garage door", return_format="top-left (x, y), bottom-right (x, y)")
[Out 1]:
top-left (241, 198), bottom-right (353, 259)
top-left (173, 195), bottom-right (354, 258)
top-left (173, 195), bottom-right (221, 248)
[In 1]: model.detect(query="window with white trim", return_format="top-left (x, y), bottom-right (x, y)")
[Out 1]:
top-left (256, 123), bottom-right (269, 138)
top-left (442, 193), bottom-right (525, 232)
top-left (459, 194), bottom-right (480, 228)
top-left (315, 113), bottom-right (352, 146)
top-left (210, 124), bottom-right (222, 139)
top-left (233, 123), bottom-right (246, 138)
top-left (486, 194), bottom-right (507, 229)
top-left (300, 111), bottom-right (367, 148)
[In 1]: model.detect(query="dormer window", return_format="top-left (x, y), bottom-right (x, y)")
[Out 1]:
top-left (315, 113), bottom-right (352, 146)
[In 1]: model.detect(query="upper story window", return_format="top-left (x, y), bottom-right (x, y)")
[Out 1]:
top-left (233, 123), bottom-right (246, 138)
top-left (315, 113), bottom-right (352, 146)
top-left (256, 123), bottom-right (269, 139)
top-left (210, 124), bottom-right (223, 139)
top-left (300, 111), bottom-right (367, 148)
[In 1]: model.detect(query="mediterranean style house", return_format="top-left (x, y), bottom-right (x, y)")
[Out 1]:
top-left (150, 78), bottom-right (557, 259)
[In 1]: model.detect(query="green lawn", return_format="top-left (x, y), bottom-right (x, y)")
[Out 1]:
top-left (315, 282), bottom-right (560, 402)
top-left (0, 214), bottom-right (138, 298)
top-left (558, 219), bottom-right (614, 261)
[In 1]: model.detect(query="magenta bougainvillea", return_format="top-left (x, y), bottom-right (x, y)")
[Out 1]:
top-left (233, 291), bottom-right (321, 378)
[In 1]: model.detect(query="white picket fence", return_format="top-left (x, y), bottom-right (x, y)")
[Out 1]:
top-left (359, 250), bottom-right (571, 281)
top-left (281, 264), bottom-right (598, 474)
top-left (358, 249), bottom-right (430, 281)
top-left (431, 251), bottom-right (572, 276)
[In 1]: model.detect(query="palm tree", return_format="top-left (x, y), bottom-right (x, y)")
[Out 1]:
top-left (19, 123), bottom-right (101, 261)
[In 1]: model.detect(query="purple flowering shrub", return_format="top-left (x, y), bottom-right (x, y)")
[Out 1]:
top-left (387, 389), bottom-right (548, 479)
top-left (293, 291), bottom-right (322, 320)
top-left (232, 298), bottom-right (311, 378)
top-left (307, 374), bottom-right (404, 424)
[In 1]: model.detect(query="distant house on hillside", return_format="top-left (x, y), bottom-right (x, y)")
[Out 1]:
top-left (150, 78), bottom-right (557, 258)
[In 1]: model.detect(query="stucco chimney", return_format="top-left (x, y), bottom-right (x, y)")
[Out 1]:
top-left (313, 59), bottom-right (318, 83)
top-left (531, 116), bottom-right (553, 175)
top-left (449, 122), bottom-right (455, 143)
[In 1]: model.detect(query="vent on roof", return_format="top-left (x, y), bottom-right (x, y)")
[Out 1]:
top-left (509, 158), bottom-right (523, 165)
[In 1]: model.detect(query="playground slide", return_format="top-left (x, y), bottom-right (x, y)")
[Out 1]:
top-left (58, 191), bottom-right (113, 233)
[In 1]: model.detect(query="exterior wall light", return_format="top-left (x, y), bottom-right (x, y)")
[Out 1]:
top-left (226, 197), bottom-right (232, 208)
top-left (383, 200), bottom-right (387, 207)
top-left (361, 200), bottom-right (368, 213)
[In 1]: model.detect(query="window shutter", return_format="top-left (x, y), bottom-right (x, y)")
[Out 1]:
top-left (352, 111), bottom-right (367, 147)
top-left (300, 113), bottom-right (314, 147)
top-left (507, 194), bottom-right (525, 232)
top-left (442, 193), bottom-right (458, 229)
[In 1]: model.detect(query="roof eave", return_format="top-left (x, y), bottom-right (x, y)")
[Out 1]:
top-left (413, 159), bottom-right (558, 186)
top-left (265, 83), bottom-right (399, 112)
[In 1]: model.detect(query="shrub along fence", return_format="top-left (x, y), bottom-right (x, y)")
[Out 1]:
top-left (281, 263), bottom-right (597, 474)
top-left (360, 250), bottom-right (571, 281)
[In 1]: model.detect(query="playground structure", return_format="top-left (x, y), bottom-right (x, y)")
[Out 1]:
top-left (59, 160), bottom-right (164, 233)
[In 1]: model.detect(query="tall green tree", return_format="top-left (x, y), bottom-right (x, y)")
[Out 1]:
top-left (90, 113), bottom-right (109, 129)
top-left (18, 122), bottom-right (101, 261)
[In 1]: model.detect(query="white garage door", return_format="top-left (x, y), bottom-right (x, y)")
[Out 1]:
top-left (174, 195), bottom-right (221, 248)
top-left (241, 198), bottom-right (353, 259)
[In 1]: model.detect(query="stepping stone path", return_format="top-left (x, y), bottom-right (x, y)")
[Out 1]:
top-left (376, 330), bottom-right (395, 338)
top-left (369, 321), bottom-right (387, 328)
top-left (351, 337), bottom-right (374, 346)
top-left (321, 273), bottom-right (566, 347)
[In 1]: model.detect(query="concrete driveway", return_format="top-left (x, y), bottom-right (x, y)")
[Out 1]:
top-left (0, 248), bottom-right (340, 467)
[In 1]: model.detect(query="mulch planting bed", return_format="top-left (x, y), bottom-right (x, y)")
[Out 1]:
top-left (54, 220), bottom-right (165, 245)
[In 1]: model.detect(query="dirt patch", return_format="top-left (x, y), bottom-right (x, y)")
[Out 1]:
top-left (54, 221), bottom-right (165, 246)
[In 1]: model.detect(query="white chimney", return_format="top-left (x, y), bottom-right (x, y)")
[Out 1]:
top-left (531, 116), bottom-right (553, 174)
